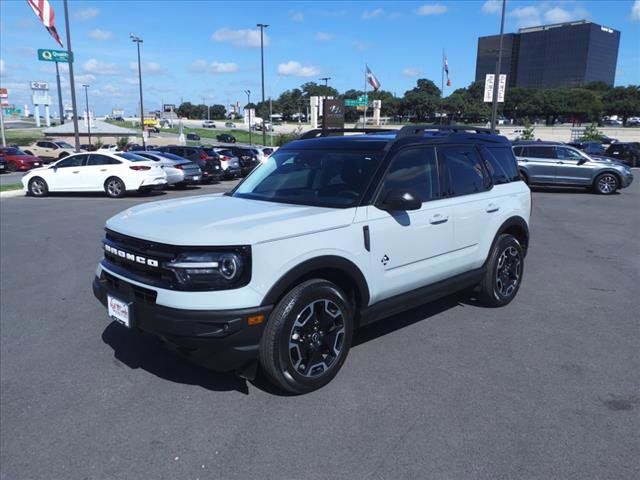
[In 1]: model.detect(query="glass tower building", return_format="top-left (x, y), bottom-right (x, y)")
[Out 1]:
top-left (475, 20), bottom-right (620, 89)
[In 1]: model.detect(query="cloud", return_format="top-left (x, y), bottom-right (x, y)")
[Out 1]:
top-left (88, 28), bottom-right (112, 41)
top-left (83, 58), bottom-right (119, 75)
top-left (481, 0), bottom-right (501, 14)
top-left (315, 32), bottom-right (334, 41)
top-left (291, 11), bottom-right (304, 22)
top-left (212, 28), bottom-right (270, 48)
top-left (277, 60), bottom-right (320, 77)
top-left (189, 59), bottom-right (239, 74)
top-left (129, 61), bottom-right (164, 75)
top-left (402, 67), bottom-right (422, 77)
top-left (362, 8), bottom-right (384, 20)
top-left (632, 0), bottom-right (640, 21)
top-left (75, 74), bottom-right (97, 85)
top-left (543, 6), bottom-right (588, 24)
top-left (0, 59), bottom-right (4, 75)
top-left (73, 7), bottom-right (99, 21)
top-left (416, 3), bottom-right (447, 16)
top-left (510, 6), bottom-right (541, 28)
top-left (353, 40), bottom-right (369, 52)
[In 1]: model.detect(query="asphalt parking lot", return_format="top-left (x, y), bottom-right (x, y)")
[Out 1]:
top-left (1, 180), bottom-right (638, 479)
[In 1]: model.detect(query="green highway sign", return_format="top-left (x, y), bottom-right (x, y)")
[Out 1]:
top-left (37, 49), bottom-right (73, 63)
top-left (345, 95), bottom-right (369, 107)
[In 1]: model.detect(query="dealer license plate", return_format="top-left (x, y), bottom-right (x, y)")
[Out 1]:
top-left (108, 295), bottom-right (131, 328)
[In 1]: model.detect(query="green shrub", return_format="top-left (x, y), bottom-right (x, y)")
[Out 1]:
top-left (520, 119), bottom-right (536, 140)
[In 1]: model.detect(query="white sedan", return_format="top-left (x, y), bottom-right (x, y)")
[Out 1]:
top-left (22, 151), bottom-right (167, 198)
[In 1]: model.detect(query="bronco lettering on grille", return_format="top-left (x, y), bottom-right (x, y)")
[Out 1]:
top-left (104, 244), bottom-right (159, 267)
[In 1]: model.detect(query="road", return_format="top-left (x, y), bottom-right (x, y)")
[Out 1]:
top-left (1, 180), bottom-right (639, 479)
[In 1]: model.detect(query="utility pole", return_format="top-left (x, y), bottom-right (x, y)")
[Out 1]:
top-left (55, 62), bottom-right (64, 124)
top-left (130, 34), bottom-right (146, 148)
top-left (63, 0), bottom-right (80, 151)
top-left (490, 0), bottom-right (507, 132)
top-left (82, 84), bottom-right (91, 145)
top-left (245, 89), bottom-right (252, 145)
top-left (320, 77), bottom-right (331, 87)
top-left (257, 23), bottom-right (268, 146)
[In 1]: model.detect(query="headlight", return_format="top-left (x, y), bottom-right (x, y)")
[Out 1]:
top-left (164, 250), bottom-right (250, 290)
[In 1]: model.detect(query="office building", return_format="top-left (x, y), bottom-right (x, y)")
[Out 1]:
top-left (475, 20), bottom-right (620, 89)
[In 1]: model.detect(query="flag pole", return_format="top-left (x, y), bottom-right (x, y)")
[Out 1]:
top-left (441, 49), bottom-right (445, 123)
top-left (363, 65), bottom-right (367, 128)
top-left (63, 0), bottom-right (80, 151)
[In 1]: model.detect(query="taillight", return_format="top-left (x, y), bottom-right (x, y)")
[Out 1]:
top-left (175, 164), bottom-right (184, 170)
top-left (200, 151), bottom-right (208, 160)
top-left (129, 165), bottom-right (151, 171)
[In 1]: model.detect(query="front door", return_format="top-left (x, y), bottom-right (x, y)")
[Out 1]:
top-left (554, 146), bottom-right (594, 185)
top-left (81, 154), bottom-right (124, 190)
top-left (365, 146), bottom-right (454, 303)
top-left (48, 154), bottom-right (89, 190)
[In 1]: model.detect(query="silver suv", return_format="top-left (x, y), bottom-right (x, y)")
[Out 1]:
top-left (512, 143), bottom-right (633, 194)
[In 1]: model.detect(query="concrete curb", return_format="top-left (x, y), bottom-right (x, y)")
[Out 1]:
top-left (0, 189), bottom-right (26, 199)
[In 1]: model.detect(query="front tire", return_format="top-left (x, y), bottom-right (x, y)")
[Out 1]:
top-left (28, 177), bottom-right (49, 197)
top-left (476, 234), bottom-right (524, 307)
top-left (7, 162), bottom-right (17, 172)
top-left (259, 279), bottom-right (354, 394)
top-left (104, 177), bottom-right (126, 198)
top-left (594, 172), bottom-right (618, 195)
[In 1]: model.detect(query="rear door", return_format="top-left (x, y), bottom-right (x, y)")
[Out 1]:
top-left (82, 154), bottom-right (123, 190)
top-left (366, 146), bottom-right (454, 302)
top-left (436, 144), bottom-right (497, 273)
top-left (519, 146), bottom-right (557, 184)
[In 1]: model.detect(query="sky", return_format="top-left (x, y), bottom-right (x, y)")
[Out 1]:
top-left (1, 0), bottom-right (639, 115)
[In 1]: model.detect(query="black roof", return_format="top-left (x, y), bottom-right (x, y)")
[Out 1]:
top-left (285, 125), bottom-right (510, 151)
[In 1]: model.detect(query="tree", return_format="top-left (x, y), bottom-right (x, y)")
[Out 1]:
top-left (520, 119), bottom-right (535, 140)
top-left (300, 82), bottom-right (339, 98)
top-left (210, 104), bottom-right (226, 119)
top-left (400, 79), bottom-right (441, 122)
top-left (581, 123), bottom-right (603, 141)
top-left (602, 86), bottom-right (640, 125)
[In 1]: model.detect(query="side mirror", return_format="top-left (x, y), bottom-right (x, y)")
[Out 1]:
top-left (378, 189), bottom-right (422, 211)
top-left (577, 158), bottom-right (588, 165)
top-left (51, 166), bottom-right (58, 172)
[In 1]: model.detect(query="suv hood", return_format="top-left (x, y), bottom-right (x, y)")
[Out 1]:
top-left (589, 155), bottom-right (628, 167)
top-left (105, 194), bottom-right (356, 245)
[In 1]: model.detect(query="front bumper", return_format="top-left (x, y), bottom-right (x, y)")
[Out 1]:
top-left (621, 171), bottom-right (634, 188)
top-left (93, 272), bottom-right (272, 372)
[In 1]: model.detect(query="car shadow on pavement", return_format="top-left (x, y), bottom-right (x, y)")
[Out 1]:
top-left (352, 294), bottom-right (463, 347)
top-left (101, 322), bottom-right (250, 394)
top-left (528, 186), bottom-right (615, 194)
top-left (42, 191), bottom-right (168, 199)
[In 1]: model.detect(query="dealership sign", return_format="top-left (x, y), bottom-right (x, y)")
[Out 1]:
top-left (37, 49), bottom-right (72, 63)
top-left (30, 81), bottom-right (49, 90)
top-left (322, 99), bottom-right (345, 129)
top-left (484, 74), bottom-right (506, 103)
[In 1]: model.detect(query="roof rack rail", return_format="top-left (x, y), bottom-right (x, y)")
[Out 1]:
top-left (396, 124), bottom-right (497, 139)
top-left (299, 128), bottom-right (395, 140)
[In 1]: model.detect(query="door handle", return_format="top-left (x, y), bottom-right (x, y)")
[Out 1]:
top-left (429, 214), bottom-right (448, 225)
top-left (100, 169), bottom-right (107, 172)
top-left (486, 203), bottom-right (500, 213)
top-left (556, 161), bottom-right (564, 164)
top-left (521, 158), bottom-right (528, 162)
top-left (72, 170), bottom-right (80, 174)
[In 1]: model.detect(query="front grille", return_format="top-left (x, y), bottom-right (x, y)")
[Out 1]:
top-left (103, 271), bottom-right (157, 303)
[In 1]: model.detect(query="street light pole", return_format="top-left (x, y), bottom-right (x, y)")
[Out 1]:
top-left (490, 0), bottom-right (507, 132)
top-left (130, 34), bottom-right (146, 149)
top-left (257, 23), bottom-right (268, 146)
top-left (245, 89), bottom-right (252, 145)
top-left (82, 84), bottom-right (91, 145)
top-left (63, 0), bottom-right (80, 152)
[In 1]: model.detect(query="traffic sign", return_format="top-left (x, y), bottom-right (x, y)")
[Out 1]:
top-left (37, 48), bottom-right (73, 63)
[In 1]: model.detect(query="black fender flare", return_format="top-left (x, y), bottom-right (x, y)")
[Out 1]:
top-left (261, 255), bottom-right (370, 307)
top-left (493, 216), bottom-right (530, 256)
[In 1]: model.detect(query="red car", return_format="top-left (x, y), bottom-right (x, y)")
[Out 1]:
top-left (0, 147), bottom-right (43, 172)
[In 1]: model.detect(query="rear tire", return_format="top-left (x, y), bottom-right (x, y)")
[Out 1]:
top-left (259, 279), bottom-right (354, 394)
top-left (593, 172), bottom-right (619, 195)
top-left (58, 152), bottom-right (69, 159)
top-left (7, 162), bottom-right (17, 173)
top-left (104, 177), bottom-right (126, 198)
top-left (28, 177), bottom-right (49, 197)
top-left (476, 234), bottom-right (524, 307)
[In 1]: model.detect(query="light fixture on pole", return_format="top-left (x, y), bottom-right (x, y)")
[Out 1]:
top-left (257, 23), bottom-right (268, 146)
top-left (82, 84), bottom-right (91, 145)
top-left (130, 33), bottom-right (146, 149)
top-left (245, 89), bottom-right (252, 145)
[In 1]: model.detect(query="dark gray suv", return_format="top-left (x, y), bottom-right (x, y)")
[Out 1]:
top-left (513, 143), bottom-right (633, 194)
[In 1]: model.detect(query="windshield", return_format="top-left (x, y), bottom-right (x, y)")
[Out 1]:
top-left (116, 152), bottom-right (149, 162)
top-left (232, 149), bottom-right (382, 208)
top-left (55, 142), bottom-right (74, 149)
top-left (3, 147), bottom-right (27, 155)
top-left (158, 151), bottom-right (189, 162)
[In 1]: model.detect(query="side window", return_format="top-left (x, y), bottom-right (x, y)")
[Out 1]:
top-left (87, 154), bottom-right (121, 166)
top-left (512, 146), bottom-right (523, 156)
top-left (36, 141), bottom-right (47, 148)
top-left (482, 146), bottom-right (520, 183)
top-left (527, 146), bottom-right (555, 159)
top-left (556, 147), bottom-right (583, 161)
top-left (382, 147), bottom-right (439, 203)
top-left (48, 143), bottom-right (59, 150)
top-left (438, 145), bottom-right (491, 197)
top-left (56, 155), bottom-right (88, 168)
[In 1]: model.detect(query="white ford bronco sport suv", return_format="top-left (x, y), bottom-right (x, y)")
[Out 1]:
top-left (94, 125), bottom-right (531, 393)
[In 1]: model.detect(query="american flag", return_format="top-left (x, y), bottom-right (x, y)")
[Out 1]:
top-left (366, 65), bottom-right (380, 91)
top-left (444, 57), bottom-right (451, 87)
top-left (26, 0), bottom-right (63, 47)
